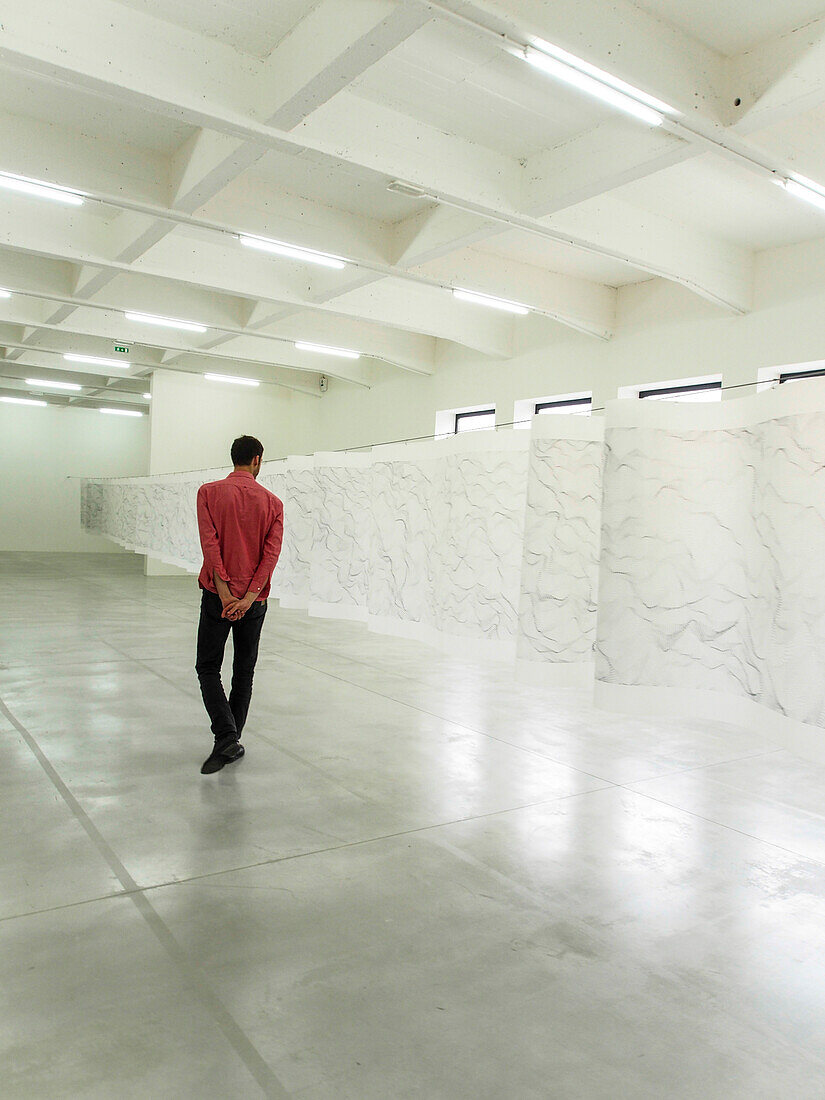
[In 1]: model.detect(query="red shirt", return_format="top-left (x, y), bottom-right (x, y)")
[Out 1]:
top-left (197, 471), bottom-right (284, 601)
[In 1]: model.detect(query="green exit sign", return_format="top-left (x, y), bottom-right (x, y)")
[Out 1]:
top-left (114, 345), bottom-right (130, 355)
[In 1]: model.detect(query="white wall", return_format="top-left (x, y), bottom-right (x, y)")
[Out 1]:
top-left (148, 369), bottom-right (320, 473)
top-left (0, 402), bottom-right (149, 551)
top-left (311, 238), bottom-right (825, 452)
top-left (0, 370), bottom-right (320, 559)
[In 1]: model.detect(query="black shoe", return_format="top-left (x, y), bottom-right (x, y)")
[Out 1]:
top-left (200, 742), bottom-right (245, 775)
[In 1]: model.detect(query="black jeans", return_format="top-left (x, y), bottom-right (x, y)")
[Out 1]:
top-left (195, 589), bottom-right (267, 751)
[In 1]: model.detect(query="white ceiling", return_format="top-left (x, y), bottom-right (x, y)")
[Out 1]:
top-left (614, 154), bottom-right (825, 251)
top-left (0, 69), bottom-right (195, 155)
top-left (246, 149), bottom-right (433, 225)
top-left (749, 101), bottom-right (825, 181)
top-left (112, 0), bottom-right (317, 59)
top-left (350, 21), bottom-right (607, 160)
top-left (635, 0), bottom-right (825, 56)
top-left (0, 0), bottom-right (824, 405)
top-left (475, 235), bottom-right (647, 288)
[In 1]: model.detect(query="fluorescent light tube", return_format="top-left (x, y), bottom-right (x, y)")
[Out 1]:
top-left (1, 396), bottom-right (47, 406)
top-left (0, 288), bottom-right (10, 298)
top-left (779, 177), bottom-right (825, 213)
top-left (453, 288), bottom-right (530, 315)
top-left (124, 311), bottom-right (207, 333)
top-left (529, 38), bottom-right (675, 114)
top-left (100, 408), bottom-right (143, 417)
top-left (204, 373), bottom-right (260, 386)
top-left (64, 353), bottom-right (131, 369)
top-left (27, 378), bottom-right (82, 392)
top-left (0, 171), bottom-right (84, 205)
top-left (294, 341), bottom-right (361, 360)
top-left (239, 235), bottom-right (346, 269)
top-left (523, 45), bottom-right (666, 126)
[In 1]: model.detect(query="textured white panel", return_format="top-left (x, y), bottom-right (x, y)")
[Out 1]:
top-left (596, 381), bottom-right (825, 740)
top-left (368, 456), bottom-right (436, 628)
top-left (754, 412), bottom-right (825, 727)
top-left (597, 424), bottom-right (760, 695)
top-left (262, 460), bottom-right (317, 607)
top-left (309, 455), bottom-right (373, 617)
top-left (365, 434), bottom-right (531, 652)
top-left (517, 420), bottom-right (604, 673)
top-left (432, 448), bottom-right (529, 643)
top-left (80, 426), bottom-right (587, 666)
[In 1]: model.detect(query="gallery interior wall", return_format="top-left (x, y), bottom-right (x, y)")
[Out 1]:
top-left (148, 369), bottom-right (320, 473)
top-left (311, 241), bottom-right (825, 453)
top-left (0, 402), bottom-right (149, 552)
top-left (16, 233), bottom-right (825, 558)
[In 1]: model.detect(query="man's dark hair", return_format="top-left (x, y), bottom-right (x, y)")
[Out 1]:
top-left (231, 435), bottom-right (264, 467)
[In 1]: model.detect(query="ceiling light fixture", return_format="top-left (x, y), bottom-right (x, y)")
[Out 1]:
top-left (0, 288), bottom-right (11, 298)
top-left (777, 175), bottom-right (825, 213)
top-left (522, 41), bottom-right (672, 126)
top-left (386, 181), bottom-right (431, 198)
top-left (27, 378), bottom-right (82, 392)
top-left (204, 373), bottom-right (260, 387)
top-left (452, 288), bottom-right (530, 315)
top-left (239, 234), bottom-right (346, 269)
top-left (294, 341), bottom-right (361, 360)
top-left (0, 171), bottom-right (84, 205)
top-left (64, 353), bottom-right (130, 369)
top-left (124, 311), bottom-right (207, 333)
top-left (1, 396), bottom-right (47, 407)
top-left (100, 408), bottom-right (143, 417)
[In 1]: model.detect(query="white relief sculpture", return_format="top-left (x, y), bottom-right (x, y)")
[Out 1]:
top-left (516, 418), bottom-right (604, 682)
top-left (595, 382), bottom-right (825, 757)
top-left (81, 382), bottom-right (825, 753)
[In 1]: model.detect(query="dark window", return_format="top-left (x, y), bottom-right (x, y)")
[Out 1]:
top-left (455, 408), bottom-right (495, 433)
top-left (779, 367), bottom-right (825, 384)
top-left (534, 397), bottom-right (592, 415)
top-left (638, 380), bottom-right (722, 402)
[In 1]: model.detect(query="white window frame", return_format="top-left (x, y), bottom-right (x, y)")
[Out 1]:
top-left (619, 373), bottom-right (722, 403)
top-left (757, 361), bottom-right (825, 392)
top-left (513, 390), bottom-right (592, 429)
top-left (434, 402), bottom-right (496, 439)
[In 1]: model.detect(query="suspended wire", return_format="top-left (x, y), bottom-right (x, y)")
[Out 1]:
top-left (66, 376), bottom-right (791, 480)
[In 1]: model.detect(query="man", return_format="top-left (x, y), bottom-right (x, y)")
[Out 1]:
top-left (195, 435), bottom-right (284, 774)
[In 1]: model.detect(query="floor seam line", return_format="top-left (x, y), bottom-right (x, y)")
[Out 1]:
top-left (632, 748), bottom-right (782, 784)
top-left (620, 782), bottom-right (825, 869)
top-left (131, 782), bottom-right (617, 892)
top-left (0, 692), bottom-right (289, 1100)
top-left (264, 625), bottom-right (454, 687)
top-left (0, 888), bottom-right (134, 925)
top-left (39, 607), bottom-right (770, 798)
top-left (254, 733), bottom-right (382, 806)
top-left (0, 783), bottom-right (615, 922)
top-left (261, 645), bottom-right (795, 791)
top-left (21, 629), bottom-right (773, 800)
top-left (99, 639), bottom-right (390, 803)
top-left (261, 649), bottom-right (617, 786)
top-left (103, 633), bottom-right (619, 792)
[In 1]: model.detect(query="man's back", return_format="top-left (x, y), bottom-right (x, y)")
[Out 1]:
top-left (197, 470), bottom-right (283, 601)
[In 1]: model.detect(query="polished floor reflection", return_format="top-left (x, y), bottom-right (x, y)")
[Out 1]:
top-left (3, 553), bottom-right (825, 1097)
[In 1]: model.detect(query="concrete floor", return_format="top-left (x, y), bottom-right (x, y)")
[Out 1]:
top-left (2, 554), bottom-right (825, 1098)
